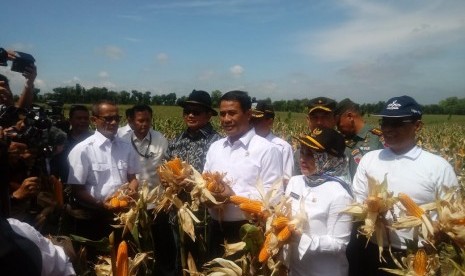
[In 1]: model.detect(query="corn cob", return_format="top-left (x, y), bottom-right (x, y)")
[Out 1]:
top-left (366, 196), bottom-right (381, 212)
top-left (239, 202), bottom-right (264, 215)
top-left (51, 175), bottom-right (64, 208)
top-left (229, 195), bottom-right (262, 206)
top-left (258, 233), bottom-right (272, 263)
top-left (110, 197), bottom-right (120, 208)
top-left (167, 158), bottom-right (183, 175)
top-left (398, 193), bottom-right (424, 218)
top-left (271, 216), bottom-right (289, 230)
top-left (277, 225), bottom-right (292, 242)
top-left (116, 240), bottom-right (129, 276)
top-left (412, 249), bottom-right (427, 276)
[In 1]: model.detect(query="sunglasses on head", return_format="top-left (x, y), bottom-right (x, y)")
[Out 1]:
top-left (183, 109), bottom-right (205, 116)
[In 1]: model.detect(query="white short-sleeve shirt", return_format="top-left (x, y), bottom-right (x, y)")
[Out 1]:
top-left (204, 128), bottom-right (283, 221)
top-left (352, 146), bottom-right (458, 249)
top-left (119, 128), bottom-right (168, 187)
top-left (67, 131), bottom-right (141, 200)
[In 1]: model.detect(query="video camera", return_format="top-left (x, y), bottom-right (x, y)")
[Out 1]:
top-left (0, 48), bottom-right (35, 73)
top-left (0, 104), bottom-right (66, 158)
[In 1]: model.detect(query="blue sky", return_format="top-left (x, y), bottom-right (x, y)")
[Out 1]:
top-left (2, 0), bottom-right (464, 104)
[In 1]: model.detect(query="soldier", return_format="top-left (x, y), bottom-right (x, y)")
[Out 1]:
top-left (335, 98), bottom-right (384, 276)
top-left (335, 98), bottom-right (384, 181)
top-left (293, 97), bottom-right (339, 176)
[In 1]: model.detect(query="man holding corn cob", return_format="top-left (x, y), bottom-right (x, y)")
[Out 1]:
top-left (67, 100), bottom-right (140, 240)
top-left (203, 90), bottom-right (283, 259)
top-left (352, 95), bottom-right (458, 275)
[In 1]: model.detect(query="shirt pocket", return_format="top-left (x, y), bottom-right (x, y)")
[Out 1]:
top-left (117, 160), bottom-right (128, 171)
top-left (91, 163), bottom-right (110, 171)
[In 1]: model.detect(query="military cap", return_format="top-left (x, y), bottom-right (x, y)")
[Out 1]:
top-left (307, 97), bottom-right (337, 114)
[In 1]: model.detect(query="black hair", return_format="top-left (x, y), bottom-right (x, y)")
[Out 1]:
top-left (128, 104), bottom-right (152, 118)
top-left (0, 74), bottom-right (9, 87)
top-left (69, 105), bottom-right (89, 118)
top-left (221, 90), bottom-right (251, 112)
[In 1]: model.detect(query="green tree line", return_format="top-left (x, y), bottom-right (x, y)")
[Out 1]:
top-left (29, 84), bottom-right (465, 115)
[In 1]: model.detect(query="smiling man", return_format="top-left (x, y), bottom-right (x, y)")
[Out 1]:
top-left (352, 95), bottom-right (458, 275)
top-left (203, 90), bottom-right (283, 259)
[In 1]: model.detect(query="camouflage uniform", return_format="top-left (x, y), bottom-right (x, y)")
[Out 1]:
top-left (344, 125), bottom-right (384, 181)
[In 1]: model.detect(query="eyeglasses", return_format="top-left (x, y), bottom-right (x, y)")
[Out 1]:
top-left (95, 115), bottom-right (122, 123)
top-left (379, 118), bottom-right (414, 128)
top-left (183, 109), bottom-right (204, 116)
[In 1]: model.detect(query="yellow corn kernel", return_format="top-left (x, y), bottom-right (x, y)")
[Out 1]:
top-left (271, 216), bottom-right (289, 230)
top-left (167, 157), bottom-right (183, 175)
top-left (239, 202), bottom-right (264, 215)
top-left (229, 195), bottom-right (262, 206)
top-left (258, 233), bottom-right (271, 263)
top-left (366, 196), bottom-right (381, 212)
top-left (277, 225), bottom-right (292, 242)
top-left (116, 240), bottom-right (129, 276)
top-left (412, 249), bottom-right (427, 276)
top-left (398, 193), bottom-right (424, 218)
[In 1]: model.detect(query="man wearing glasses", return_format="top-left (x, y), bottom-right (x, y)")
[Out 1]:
top-left (67, 100), bottom-right (140, 240)
top-left (352, 95), bottom-right (458, 275)
top-left (165, 90), bottom-right (222, 274)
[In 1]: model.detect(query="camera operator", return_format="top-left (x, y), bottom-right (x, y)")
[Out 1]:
top-left (0, 48), bottom-right (37, 110)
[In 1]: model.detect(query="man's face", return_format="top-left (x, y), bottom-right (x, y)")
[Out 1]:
top-left (69, 110), bottom-right (90, 134)
top-left (129, 110), bottom-right (152, 138)
top-left (219, 100), bottom-right (251, 141)
top-left (182, 104), bottom-right (211, 131)
top-left (336, 111), bottom-right (355, 137)
top-left (0, 81), bottom-right (13, 106)
top-left (91, 103), bottom-right (120, 139)
top-left (380, 117), bottom-right (421, 152)
top-left (251, 117), bottom-right (273, 138)
top-left (307, 110), bottom-right (336, 130)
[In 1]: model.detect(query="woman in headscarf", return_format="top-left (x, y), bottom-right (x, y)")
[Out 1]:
top-left (285, 127), bottom-right (353, 276)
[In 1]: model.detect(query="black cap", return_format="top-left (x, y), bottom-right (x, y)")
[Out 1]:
top-left (251, 100), bottom-right (275, 119)
top-left (178, 90), bottom-right (218, 116)
top-left (294, 127), bottom-right (345, 157)
top-left (375, 95), bottom-right (422, 118)
top-left (334, 98), bottom-right (359, 116)
top-left (307, 97), bottom-right (337, 114)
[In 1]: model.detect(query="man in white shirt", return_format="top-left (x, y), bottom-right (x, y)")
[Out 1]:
top-left (251, 100), bottom-right (294, 185)
top-left (117, 104), bottom-right (168, 187)
top-left (203, 90), bottom-right (283, 258)
top-left (352, 95), bottom-right (458, 275)
top-left (67, 100), bottom-right (140, 240)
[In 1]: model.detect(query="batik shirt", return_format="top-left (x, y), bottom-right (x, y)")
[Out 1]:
top-left (166, 122), bottom-right (222, 172)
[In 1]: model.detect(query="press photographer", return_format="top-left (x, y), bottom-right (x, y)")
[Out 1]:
top-left (0, 47), bottom-right (36, 110)
top-left (1, 104), bottom-right (66, 229)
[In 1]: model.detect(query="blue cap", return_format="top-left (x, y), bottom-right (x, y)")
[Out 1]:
top-left (376, 95), bottom-right (422, 118)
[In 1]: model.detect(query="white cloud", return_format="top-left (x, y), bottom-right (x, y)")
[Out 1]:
top-left (99, 71), bottom-right (109, 78)
top-left (100, 45), bottom-right (124, 60)
top-left (156, 53), bottom-right (169, 62)
top-left (230, 65), bottom-right (244, 76)
top-left (299, 0), bottom-right (465, 61)
top-left (198, 70), bottom-right (215, 81)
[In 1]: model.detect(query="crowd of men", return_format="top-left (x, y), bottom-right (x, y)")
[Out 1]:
top-left (0, 49), bottom-right (459, 276)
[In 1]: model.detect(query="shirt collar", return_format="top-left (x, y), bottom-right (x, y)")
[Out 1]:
top-left (94, 130), bottom-right (114, 147)
top-left (182, 122), bottom-right (215, 139)
top-left (356, 125), bottom-right (371, 140)
top-left (133, 129), bottom-right (153, 142)
top-left (224, 128), bottom-right (255, 147)
top-left (386, 145), bottom-right (422, 160)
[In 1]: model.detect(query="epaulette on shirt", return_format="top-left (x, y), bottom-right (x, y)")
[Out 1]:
top-left (370, 128), bottom-right (383, 136)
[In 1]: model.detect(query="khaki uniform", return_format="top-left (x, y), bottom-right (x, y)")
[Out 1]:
top-left (344, 125), bottom-right (384, 180)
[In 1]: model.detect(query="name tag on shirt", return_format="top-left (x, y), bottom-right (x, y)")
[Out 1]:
top-left (290, 192), bottom-right (300, 200)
